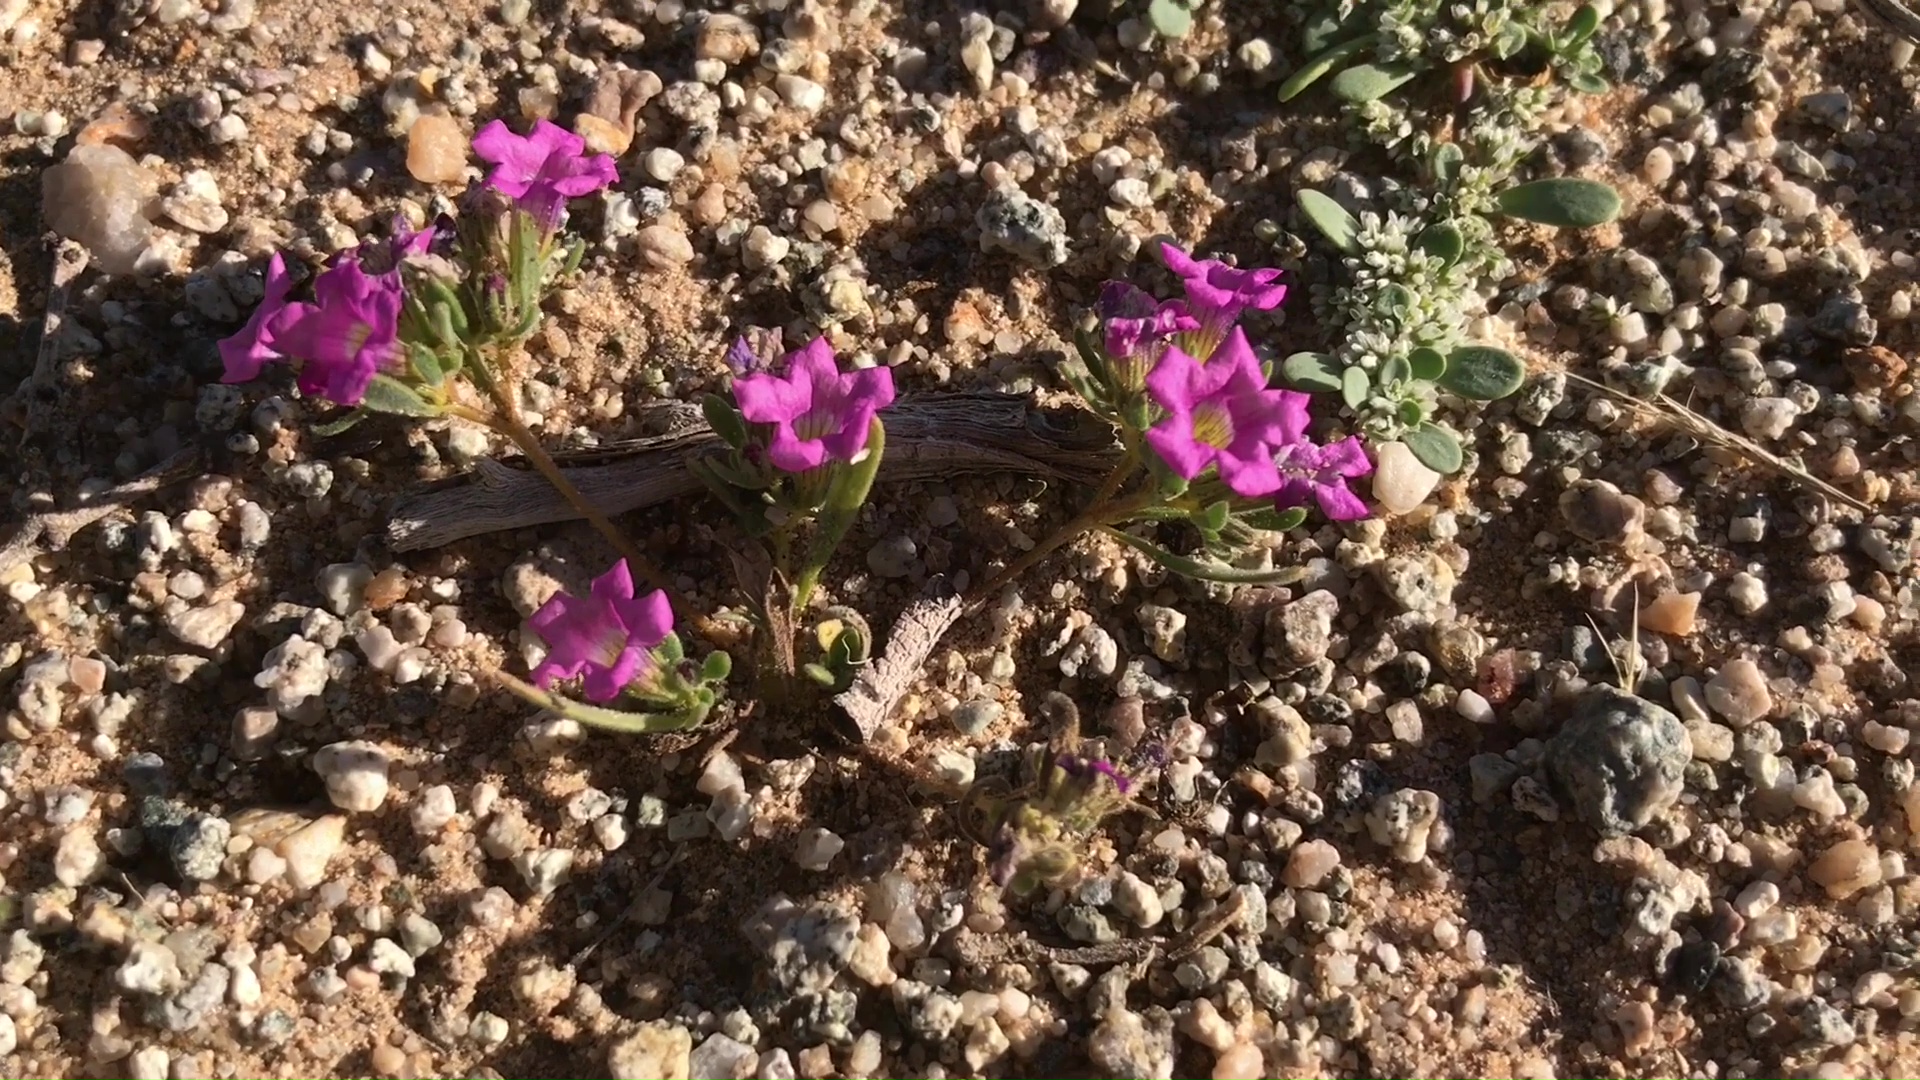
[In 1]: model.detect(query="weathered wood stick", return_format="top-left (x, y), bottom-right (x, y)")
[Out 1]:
top-left (386, 392), bottom-right (1120, 551)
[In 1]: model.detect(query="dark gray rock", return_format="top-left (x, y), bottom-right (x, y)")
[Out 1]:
top-left (1546, 686), bottom-right (1691, 836)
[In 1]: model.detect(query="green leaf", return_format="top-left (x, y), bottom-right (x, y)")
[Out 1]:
top-left (1281, 351), bottom-right (1345, 393)
top-left (702, 392), bottom-right (749, 449)
top-left (1492, 21), bottom-right (1528, 59)
top-left (1146, 0), bottom-right (1192, 38)
top-left (1404, 421), bottom-right (1465, 475)
top-left (1439, 345), bottom-right (1527, 400)
top-left (1196, 500), bottom-right (1230, 533)
top-left (1102, 528), bottom-right (1306, 585)
top-left (1296, 189), bottom-right (1360, 254)
top-left (1566, 70), bottom-right (1611, 95)
top-left (794, 417), bottom-right (884, 611)
top-left (1496, 178), bottom-right (1623, 228)
top-left (1329, 62), bottom-right (1416, 103)
top-left (1416, 222), bottom-right (1465, 265)
top-left (1276, 36), bottom-right (1371, 102)
top-left (312, 408), bottom-right (370, 437)
top-left (1409, 346), bottom-right (1447, 381)
top-left (1341, 365), bottom-right (1372, 410)
top-left (359, 374), bottom-right (443, 418)
top-left (1561, 3), bottom-right (1602, 49)
top-left (1379, 354), bottom-right (1412, 388)
top-left (657, 631), bottom-right (685, 665)
top-left (1381, 282), bottom-right (1415, 315)
top-left (1300, 9), bottom-right (1350, 54)
top-left (407, 344), bottom-right (445, 388)
top-left (699, 649), bottom-right (733, 683)
top-left (1057, 358), bottom-right (1110, 412)
top-left (801, 663), bottom-right (838, 688)
top-left (1242, 505), bottom-right (1309, 533)
top-left (1431, 142), bottom-right (1464, 186)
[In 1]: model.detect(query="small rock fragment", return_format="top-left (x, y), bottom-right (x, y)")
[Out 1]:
top-left (42, 143), bottom-right (159, 275)
top-left (1705, 658), bottom-right (1772, 727)
top-left (407, 113), bottom-right (468, 184)
top-left (313, 741), bottom-right (391, 812)
top-left (1807, 839), bottom-right (1881, 900)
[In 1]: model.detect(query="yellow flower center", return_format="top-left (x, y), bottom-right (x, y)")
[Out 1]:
top-left (1190, 402), bottom-right (1234, 450)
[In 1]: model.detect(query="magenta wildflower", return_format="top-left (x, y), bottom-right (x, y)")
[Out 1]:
top-left (473, 119), bottom-right (618, 228)
top-left (1144, 327), bottom-right (1309, 498)
top-left (1274, 436), bottom-right (1374, 522)
top-left (220, 255), bottom-right (404, 407)
top-left (264, 258), bottom-right (405, 407)
top-left (1159, 242), bottom-right (1287, 357)
top-left (218, 252), bottom-right (295, 386)
top-left (733, 337), bottom-right (896, 473)
top-left (526, 560), bottom-right (674, 703)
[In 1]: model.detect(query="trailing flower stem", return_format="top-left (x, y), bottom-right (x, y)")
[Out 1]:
top-left (453, 376), bottom-right (718, 641)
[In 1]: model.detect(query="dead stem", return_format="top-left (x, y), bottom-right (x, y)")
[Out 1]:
top-left (1568, 372), bottom-right (1874, 514)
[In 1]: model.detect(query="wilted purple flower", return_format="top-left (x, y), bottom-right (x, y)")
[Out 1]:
top-left (526, 560), bottom-right (674, 703)
top-left (218, 252), bottom-right (295, 386)
top-left (221, 254), bottom-right (404, 407)
top-left (1097, 282), bottom-right (1200, 392)
top-left (1160, 242), bottom-right (1287, 357)
top-left (725, 326), bottom-right (786, 375)
top-left (1144, 327), bottom-right (1310, 498)
top-left (1274, 436), bottom-right (1374, 522)
top-left (1059, 754), bottom-right (1133, 795)
top-left (733, 337), bottom-right (896, 473)
top-left (473, 118), bottom-right (618, 228)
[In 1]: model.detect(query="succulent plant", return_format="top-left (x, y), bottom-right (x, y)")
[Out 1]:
top-left (1285, 146), bottom-right (1622, 472)
top-left (1278, 0), bottom-right (1611, 105)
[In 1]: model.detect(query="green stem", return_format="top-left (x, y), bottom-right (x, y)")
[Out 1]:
top-left (965, 483), bottom-right (1156, 610)
top-left (468, 371), bottom-right (718, 641)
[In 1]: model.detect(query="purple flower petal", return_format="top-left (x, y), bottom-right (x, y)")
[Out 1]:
top-left (731, 338), bottom-right (895, 474)
top-left (526, 560), bottom-right (673, 703)
top-left (219, 252), bottom-right (295, 385)
top-left (473, 118), bottom-right (617, 227)
top-left (1274, 437), bottom-right (1374, 522)
top-left (1158, 242), bottom-right (1288, 336)
top-left (1144, 330), bottom-right (1310, 497)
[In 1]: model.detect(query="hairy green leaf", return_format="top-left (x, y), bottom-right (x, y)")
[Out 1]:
top-left (1440, 345), bottom-right (1527, 400)
top-left (1145, 0), bottom-right (1193, 38)
top-left (1241, 505), bottom-right (1310, 533)
top-left (1409, 346), bottom-right (1447, 381)
top-left (794, 417), bottom-right (884, 610)
top-left (1566, 70), bottom-right (1611, 95)
top-left (1497, 178), bottom-right (1623, 228)
top-left (1404, 421), bottom-right (1465, 474)
top-left (1103, 528), bottom-right (1306, 585)
top-left (360, 374), bottom-right (443, 418)
top-left (1341, 365), bottom-right (1372, 410)
top-left (1296, 189), bottom-right (1360, 254)
top-left (312, 408), bottom-right (370, 437)
top-left (1379, 354), bottom-right (1413, 388)
top-left (702, 393), bottom-right (749, 449)
top-left (1416, 222), bottom-right (1465, 265)
top-left (1561, 3), bottom-right (1602, 49)
top-left (1281, 351), bottom-right (1344, 392)
top-left (1277, 36), bottom-right (1371, 102)
top-left (1330, 62), bottom-right (1416, 103)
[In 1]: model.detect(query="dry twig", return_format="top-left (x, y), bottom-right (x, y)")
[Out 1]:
top-left (1569, 373), bottom-right (1874, 514)
top-left (3, 238), bottom-right (90, 444)
top-left (0, 448), bottom-right (207, 579)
